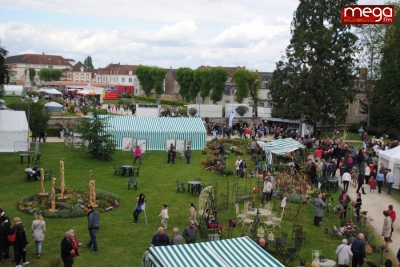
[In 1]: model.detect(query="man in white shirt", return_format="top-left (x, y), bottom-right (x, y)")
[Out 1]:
top-left (235, 157), bottom-right (242, 177)
top-left (342, 171), bottom-right (351, 192)
top-left (268, 175), bottom-right (275, 200)
top-left (386, 169), bottom-right (395, 196)
top-left (261, 177), bottom-right (273, 206)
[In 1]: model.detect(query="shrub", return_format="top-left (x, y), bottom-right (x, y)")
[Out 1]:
top-left (235, 106), bottom-right (249, 116)
top-left (72, 206), bottom-right (84, 217)
top-left (97, 109), bottom-right (107, 115)
top-left (188, 107), bottom-right (197, 116)
top-left (43, 211), bottom-right (58, 218)
top-left (57, 209), bottom-right (72, 218)
top-left (47, 127), bottom-right (59, 137)
top-left (177, 107), bottom-right (187, 115)
top-left (52, 98), bottom-right (64, 105)
top-left (118, 94), bottom-right (123, 99)
top-left (58, 202), bottom-right (73, 210)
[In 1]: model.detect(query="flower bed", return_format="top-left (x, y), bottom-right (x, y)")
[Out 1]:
top-left (17, 188), bottom-right (120, 218)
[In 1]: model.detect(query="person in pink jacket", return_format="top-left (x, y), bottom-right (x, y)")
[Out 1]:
top-left (133, 146), bottom-right (142, 165)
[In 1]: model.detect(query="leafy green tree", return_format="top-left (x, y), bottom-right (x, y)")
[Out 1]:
top-left (75, 108), bottom-right (117, 161)
top-left (248, 71), bottom-right (261, 117)
top-left (0, 41), bottom-right (11, 93)
top-left (84, 56), bottom-right (94, 69)
top-left (210, 67), bottom-right (228, 104)
top-left (355, 24), bottom-right (385, 130)
top-left (150, 67), bottom-right (167, 97)
top-left (233, 69), bottom-right (250, 103)
top-left (269, 0), bottom-right (358, 126)
top-left (8, 101), bottom-right (50, 134)
top-left (136, 65), bottom-right (154, 97)
top-left (28, 68), bottom-right (36, 82)
top-left (194, 68), bottom-right (212, 102)
top-left (176, 67), bottom-right (194, 101)
top-left (51, 69), bottom-right (62, 81)
top-left (189, 77), bottom-right (201, 101)
top-left (370, 1), bottom-right (400, 131)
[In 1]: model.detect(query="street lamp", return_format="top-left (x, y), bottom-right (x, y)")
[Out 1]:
top-left (197, 97), bottom-right (201, 117)
top-left (25, 95), bottom-right (39, 142)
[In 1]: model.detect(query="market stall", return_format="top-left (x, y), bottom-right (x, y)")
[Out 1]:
top-left (147, 236), bottom-right (284, 267)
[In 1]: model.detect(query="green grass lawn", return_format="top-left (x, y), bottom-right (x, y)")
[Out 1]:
top-left (322, 131), bottom-right (361, 141)
top-left (2, 96), bottom-right (24, 105)
top-left (0, 143), bottom-right (394, 266)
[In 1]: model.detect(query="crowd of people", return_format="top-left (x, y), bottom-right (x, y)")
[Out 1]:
top-left (0, 205), bottom-right (99, 267)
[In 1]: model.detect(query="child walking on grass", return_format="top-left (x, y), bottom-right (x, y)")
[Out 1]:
top-left (159, 204), bottom-right (169, 229)
top-left (369, 177), bottom-right (376, 193)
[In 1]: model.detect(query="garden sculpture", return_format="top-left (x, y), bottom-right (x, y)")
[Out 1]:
top-left (89, 170), bottom-right (98, 207)
top-left (39, 168), bottom-right (48, 196)
top-left (49, 178), bottom-right (57, 212)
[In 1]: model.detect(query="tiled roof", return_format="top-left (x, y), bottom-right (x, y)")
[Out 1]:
top-left (98, 63), bottom-right (139, 75)
top-left (6, 54), bottom-right (73, 66)
top-left (71, 61), bottom-right (95, 72)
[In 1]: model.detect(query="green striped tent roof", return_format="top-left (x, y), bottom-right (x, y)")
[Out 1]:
top-left (257, 138), bottom-right (305, 155)
top-left (147, 236), bottom-right (284, 267)
top-left (100, 116), bottom-right (206, 150)
top-left (261, 117), bottom-right (301, 123)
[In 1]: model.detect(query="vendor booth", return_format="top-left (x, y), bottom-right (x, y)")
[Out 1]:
top-left (378, 146), bottom-right (400, 189)
top-left (44, 102), bottom-right (64, 114)
top-left (257, 138), bottom-right (305, 164)
top-left (102, 116), bottom-right (206, 150)
top-left (2, 85), bottom-right (24, 96)
top-left (147, 236), bottom-right (284, 267)
top-left (0, 111), bottom-right (28, 152)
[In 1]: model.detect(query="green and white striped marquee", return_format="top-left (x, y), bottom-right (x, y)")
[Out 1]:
top-left (100, 116), bottom-right (206, 150)
top-left (257, 138), bottom-right (305, 156)
top-left (147, 236), bottom-right (284, 267)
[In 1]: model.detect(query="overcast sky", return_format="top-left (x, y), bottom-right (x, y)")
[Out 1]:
top-left (0, 0), bottom-right (384, 71)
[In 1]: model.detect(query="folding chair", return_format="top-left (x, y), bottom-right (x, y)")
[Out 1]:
top-left (44, 169), bottom-right (52, 180)
top-left (272, 208), bottom-right (285, 229)
top-left (235, 203), bottom-right (247, 225)
top-left (128, 177), bottom-right (138, 190)
top-left (241, 214), bottom-right (254, 231)
top-left (262, 215), bottom-right (276, 233)
top-left (32, 154), bottom-right (41, 164)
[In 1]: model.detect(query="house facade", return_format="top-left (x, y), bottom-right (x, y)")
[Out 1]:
top-left (6, 53), bottom-right (74, 85)
top-left (93, 63), bottom-right (144, 94)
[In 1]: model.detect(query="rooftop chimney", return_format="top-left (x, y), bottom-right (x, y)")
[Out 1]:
top-left (42, 53), bottom-right (45, 55)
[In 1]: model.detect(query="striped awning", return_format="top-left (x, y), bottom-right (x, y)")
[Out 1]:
top-left (262, 117), bottom-right (301, 123)
top-left (147, 236), bottom-right (284, 267)
top-left (100, 116), bottom-right (206, 150)
top-left (257, 138), bottom-right (305, 155)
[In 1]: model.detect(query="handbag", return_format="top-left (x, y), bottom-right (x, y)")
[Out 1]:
top-left (7, 230), bottom-right (16, 242)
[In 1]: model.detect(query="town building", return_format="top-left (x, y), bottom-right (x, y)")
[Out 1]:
top-left (6, 53), bottom-right (74, 86)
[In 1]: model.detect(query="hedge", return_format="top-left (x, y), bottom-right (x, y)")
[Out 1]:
top-left (133, 95), bottom-right (190, 106)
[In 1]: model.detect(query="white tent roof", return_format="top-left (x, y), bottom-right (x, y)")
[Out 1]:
top-left (379, 146), bottom-right (400, 163)
top-left (148, 236), bottom-right (284, 267)
top-left (37, 88), bottom-right (62, 95)
top-left (0, 111), bottom-right (28, 152)
top-left (257, 138), bottom-right (305, 155)
top-left (378, 145), bottom-right (400, 189)
top-left (44, 102), bottom-right (63, 107)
